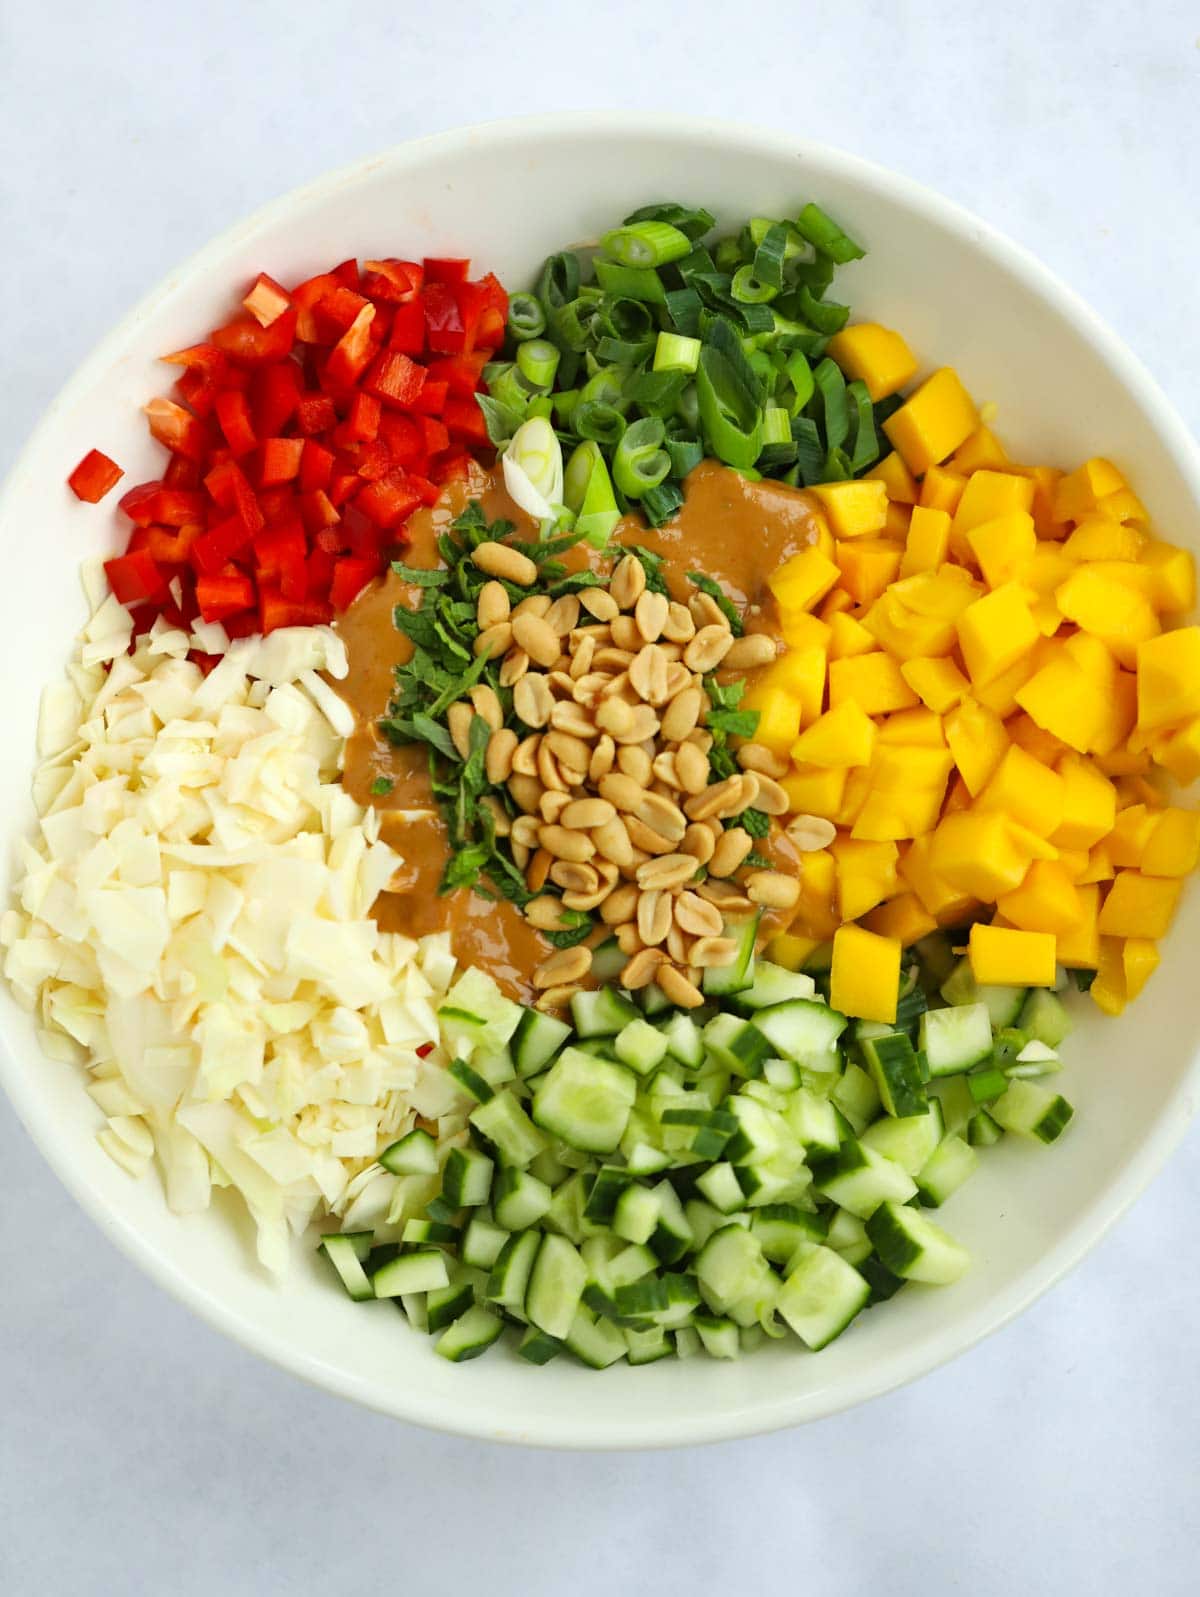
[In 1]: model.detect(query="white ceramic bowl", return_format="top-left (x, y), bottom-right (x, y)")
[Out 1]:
top-left (3, 113), bottom-right (1199, 1449)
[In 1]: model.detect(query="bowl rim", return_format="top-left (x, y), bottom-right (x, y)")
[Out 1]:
top-left (3, 109), bottom-right (1200, 1450)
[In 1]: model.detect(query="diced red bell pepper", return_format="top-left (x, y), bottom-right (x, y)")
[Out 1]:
top-left (174, 369), bottom-right (220, 419)
top-left (143, 523), bottom-right (202, 565)
top-left (355, 469), bottom-right (421, 530)
top-left (163, 457), bottom-right (203, 491)
top-left (433, 450), bottom-right (474, 484)
top-left (411, 379), bottom-right (449, 416)
top-left (159, 342), bottom-right (236, 380)
top-left (324, 305), bottom-right (376, 388)
top-left (311, 286), bottom-right (372, 342)
top-left (305, 545), bottom-right (336, 597)
top-left (119, 484), bottom-right (206, 526)
top-left (423, 258), bottom-right (470, 286)
top-left (329, 556), bottom-right (381, 610)
top-left (329, 465), bottom-right (363, 509)
top-left (343, 390), bottom-right (381, 443)
top-left (292, 271), bottom-right (342, 342)
top-left (242, 272), bottom-right (291, 328)
top-left (145, 398), bottom-right (210, 463)
top-left (476, 271), bottom-right (509, 318)
top-left (68, 449), bottom-right (124, 503)
top-left (364, 349), bottom-right (426, 408)
top-left (314, 526), bottom-right (346, 554)
top-left (378, 411), bottom-right (426, 469)
top-left (331, 258), bottom-right (360, 289)
top-left (474, 307), bottom-right (506, 350)
top-left (192, 514), bottom-right (255, 573)
top-left (443, 396), bottom-right (490, 447)
top-left (427, 351), bottom-right (490, 398)
top-left (299, 439), bottom-right (334, 493)
top-left (204, 459), bottom-right (263, 534)
top-left (258, 437), bottom-right (304, 487)
top-left (250, 362), bottom-right (301, 436)
top-left (387, 298), bottom-right (426, 355)
top-left (104, 549), bottom-right (166, 606)
top-left (355, 440), bottom-right (392, 481)
top-left (255, 523), bottom-right (308, 599)
top-left (453, 281), bottom-right (488, 353)
top-left (422, 282), bottom-right (465, 354)
top-left (214, 389), bottom-right (257, 456)
top-left (294, 392), bottom-right (338, 436)
top-left (407, 473), bottom-right (442, 508)
top-left (211, 308), bottom-right (297, 366)
top-left (299, 489), bottom-right (340, 533)
top-left (362, 259), bottom-right (423, 303)
top-left (418, 416), bottom-right (450, 457)
top-left (258, 586), bottom-right (332, 634)
top-left (257, 486), bottom-right (296, 524)
top-left (196, 571), bottom-right (256, 621)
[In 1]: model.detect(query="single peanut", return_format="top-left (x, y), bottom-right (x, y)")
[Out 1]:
top-left (636, 853), bottom-right (700, 891)
top-left (673, 739), bottom-right (709, 795)
top-left (561, 797), bottom-right (616, 830)
top-left (550, 860), bottom-right (600, 895)
top-left (476, 580), bottom-right (510, 631)
top-left (592, 815), bottom-right (635, 869)
top-left (527, 847), bottom-right (552, 892)
top-left (658, 964), bottom-right (704, 1008)
top-left (661, 686), bottom-right (703, 744)
top-left (600, 882), bottom-right (639, 924)
top-left (539, 824), bottom-right (595, 863)
top-left (610, 554), bottom-right (646, 610)
top-left (532, 944), bottom-right (593, 989)
top-left (738, 742), bottom-right (790, 779)
top-left (635, 589), bottom-right (669, 643)
top-left (710, 826), bottom-right (753, 878)
top-left (662, 602), bottom-right (696, 643)
top-left (684, 625), bottom-right (735, 673)
top-left (474, 621), bottom-right (513, 659)
top-left (544, 594), bottom-right (581, 636)
top-left (499, 647), bottom-right (529, 686)
top-left (675, 890), bottom-right (724, 938)
top-left (681, 821), bottom-right (716, 865)
top-left (788, 813), bottom-right (838, 851)
top-left (689, 936), bottom-right (738, 968)
top-left (539, 790), bottom-right (571, 824)
top-left (447, 702), bottom-right (475, 760)
top-left (621, 947), bottom-right (666, 989)
top-left (507, 774), bottom-right (545, 814)
top-left (588, 734), bottom-right (616, 783)
top-left (512, 612), bottom-right (562, 668)
top-left (485, 727), bottom-right (518, 783)
top-left (472, 541), bottom-right (537, 586)
top-left (514, 673), bottom-right (553, 728)
top-left (637, 888), bottom-right (672, 946)
top-left (526, 895), bottom-right (578, 932)
top-left (581, 588), bottom-right (619, 622)
top-left (724, 633), bottom-right (778, 671)
top-left (746, 870), bottom-right (801, 909)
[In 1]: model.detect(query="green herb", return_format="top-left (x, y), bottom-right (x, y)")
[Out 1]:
top-left (687, 571), bottom-right (743, 636)
top-left (701, 675), bottom-right (759, 778)
top-left (740, 808), bottom-right (771, 839)
top-left (541, 910), bottom-right (595, 950)
top-left (630, 544), bottom-right (669, 596)
top-left (706, 707), bottom-right (760, 738)
top-left (744, 850), bottom-right (773, 869)
top-left (370, 777), bottom-right (394, 796)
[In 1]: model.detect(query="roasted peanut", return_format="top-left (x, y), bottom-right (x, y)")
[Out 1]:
top-left (472, 541), bottom-right (537, 586)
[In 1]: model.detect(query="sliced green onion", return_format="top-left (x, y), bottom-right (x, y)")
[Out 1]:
top-left (730, 265), bottom-right (778, 305)
top-left (602, 220), bottom-right (694, 268)
top-left (751, 222), bottom-right (790, 292)
top-left (783, 350), bottom-right (815, 413)
top-left (564, 441), bottom-right (622, 548)
top-left (626, 369), bottom-right (688, 418)
top-left (516, 338), bottom-right (561, 391)
top-left (476, 394), bottom-right (524, 446)
top-left (794, 202), bottom-right (865, 263)
top-left (822, 446), bottom-right (853, 480)
top-left (812, 357), bottom-right (850, 452)
top-left (536, 251), bottom-right (581, 311)
top-left (696, 347), bottom-right (762, 469)
top-left (525, 396), bottom-right (553, 422)
top-left (797, 285), bottom-right (850, 334)
top-left (575, 401), bottom-right (627, 447)
top-left (676, 382), bottom-right (700, 432)
top-left (663, 287), bottom-right (703, 336)
top-left (665, 433), bottom-right (704, 477)
top-left (485, 363), bottom-right (532, 415)
top-left (613, 417), bottom-right (671, 499)
top-left (847, 379), bottom-right (880, 473)
top-left (580, 366), bottom-right (629, 410)
top-left (641, 480), bottom-right (685, 525)
top-left (550, 295), bottom-right (602, 351)
top-left (593, 258), bottom-right (667, 304)
top-left (503, 416), bottom-right (563, 520)
top-left (623, 201), bottom-right (716, 241)
top-left (653, 332), bottom-right (701, 373)
top-left (507, 291), bottom-right (546, 343)
top-left (792, 417), bottom-right (825, 485)
top-left (713, 236), bottom-right (742, 273)
top-left (762, 407), bottom-right (792, 446)
top-left (552, 389), bottom-right (580, 427)
top-left (595, 335), bottom-right (655, 367)
top-left (599, 296), bottom-right (655, 342)
top-left (675, 245), bottom-right (717, 283)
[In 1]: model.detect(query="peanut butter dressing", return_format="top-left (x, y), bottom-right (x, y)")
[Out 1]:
top-left (334, 460), bottom-right (827, 1001)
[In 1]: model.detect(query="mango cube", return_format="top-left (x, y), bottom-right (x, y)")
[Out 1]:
top-left (791, 700), bottom-right (876, 768)
top-left (781, 765), bottom-right (847, 820)
top-left (866, 450), bottom-right (919, 505)
top-left (967, 511), bottom-right (1038, 589)
top-left (862, 892), bottom-right (938, 946)
top-left (1062, 518), bottom-right (1145, 563)
top-left (1056, 883), bottom-right (1102, 968)
top-left (768, 547), bottom-right (842, 614)
top-left (996, 860), bottom-right (1084, 934)
top-left (1122, 937), bottom-right (1160, 1001)
top-left (957, 582), bottom-right (1039, 686)
top-left (1056, 566), bottom-right (1160, 667)
top-left (1141, 540), bottom-right (1196, 614)
top-left (812, 480), bottom-right (889, 539)
top-left (862, 590), bottom-right (957, 660)
top-left (931, 812), bottom-right (1037, 900)
top-left (1154, 718), bottom-right (1200, 784)
top-left (767, 931), bottom-right (823, 972)
top-left (919, 465), bottom-right (967, 514)
top-left (1136, 627), bottom-right (1200, 731)
top-left (1052, 755), bottom-right (1117, 850)
top-left (901, 655), bottom-right (969, 715)
top-left (835, 538), bottom-right (903, 604)
top-left (1107, 804), bottom-right (1160, 867)
top-left (874, 707), bottom-right (947, 746)
top-left (944, 698), bottom-right (1009, 795)
top-left (828, 652), bottom-right (918, 716)
top-left (899, 505), bottom-right (951, 577)
top-left (953, 470), bottom-right (1036, 541)
top-left (898, 833), bottom-right (979, 920)
top-left (883, 367), bottom-right (979, 475)
top-left (831, 837), bottom-right (900, 921)
top-left (826, 612), bottom-right (877, 661)
top-left (975, 744), bottom-right (1065, 838)
top-left (948, 426), bottom-right (1009, 474)
top-left (968, 923), bottom-right (1057, 987)
top-left (1015, 656), bottom-right (1109, 753)
top-left (1090, 937), bottom-right (1127, 1015)
top-left (1053, 457), bottom-right (1125, 523)
top-left (1135, 806), bottom-right (1199, 877)
top-left (830, 924), bottom-right (901, 1023)
top-left (1097, 871), bottom-right (1182, 939)
top-left (826, 323), bottom-right (919, 402)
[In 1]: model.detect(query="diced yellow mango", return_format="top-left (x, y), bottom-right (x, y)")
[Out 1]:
top-left (901, 656), bottom-right (968, 715)
top-left (1094, 746), bottom-right (1152, 778)
top-left (862, 891), bottom-right (938, 946)
top-left (768, 547), bottom-right (842, 614)
top-left (781, 765), bottom-right (847, 820)
top-left (779, 610), bottom-right (832, 652)
top-left (957, 582), bottom-right (1039, 686)
top-left (952, 470), bottom-right (1036, 547)
top-left (747, 688), bottom-right (804, 754)
top-left (996, 860), bottom-right (1084, 934)
top-left (1090, 936), bottom-right (1127, 1015)
top-left (828, 652), bottom-right (919, 716)
top-left (899, 505), bottom-right (951, 577)
top-left (1097, 871), bottom-right (1182, 939)
top-left (1021, 545), bottom-right (1076, 598)
top-left (830, 924), bottom-right (901, 1023)
top-left (835, 538), bottom-right (903, 604)
top-left (1140, 540), bottom-right (1196, 614)
top-left (874, 707), bottom-right (947, 746)
top-left (948, 425), bottom-right (1009, 474)
top-left (1136, 627), bottom-right (1200, 731)
top-left (1094, 487), bottom-right (1149, 525)
top-left (885, 502), bottom-right (913, 541)
top-left (790, 700), bottom-right (876, 768)
top-left (824, 612), bottom-right (875, 663)
top-left (1015, 656), bottom-right (1110, 754)
top-left (861, 591), bottom-right (957, 660)
top-left (833, 768), bottom-right (873, 828)
top-left (1122, 937), bottom-right (1160, 1001)
top-left (1114, 774), bottom-right (1166, 812)
top-left (972, 649), bottom-right (1042, 717)
top-left (968, 923), bottom-right (1057, 987)
top-left (866, 451), bottom-right (919, 505)
top-left (1063, 517), bottom-right (1145, 563)
top-left (944, 699), bottom-right (1009, 795)
top-left (826, 323), bottom-right (919, 402)
top-left (818, 587), bottom-right (855, 622)
top-left (1155, 717), bottom-right (1200, 784)
top-left (1052, 754), bottom-right (1117, 850)
top-left (974, 744), bottom-right (1065, 838)
top-left (1107, 804), bottom-right (1159, 867)
top-left (1056, 883), bottom-right (1101, 968)
top-left (1017, 464), bottom-right (1068, 539)
top-left (884, 368), bottom-right (979, 475)
top-left (759, 648), bottom-right (827, 726)
top-left (1056, 566), bottom-right (1160, 668)
top-left (898, 833), bottom-right (978, 920)
top-left (967, 511), bottom-right (1038, 590)
top-left (930, 811), bottom-right (1037, 900)
top-left (1140, 807), bottom-right (1200, 877)
top-left (892, 566), bottom-right (982, 622)
top-left (919, 465), bottom-right (968, 514)
top-left (852, 745), bottom-right (953, 840)
top-left (1007, 712), bottom-right (1070, 767)
top-left (1053, 457), bottom-right (1125, 523)
top-left (766, 931), bottom-right (823, 972)
top-left (1079, 845), bottom-right (1114, 885)
top-left (812, 480), bottom-right (889, 540)
top-left (795, 848), bottom-right (839, 938)
top-left (831, 837), bottom-right (900, 921)
top-left (942, 773), bottom-right (973, 815)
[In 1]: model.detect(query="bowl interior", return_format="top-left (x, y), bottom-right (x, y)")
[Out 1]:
top-left (3, 115), bottom-right (1198, 1447)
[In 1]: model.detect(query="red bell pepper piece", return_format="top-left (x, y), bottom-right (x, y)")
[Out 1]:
top-left (104, 549), bottom-right (166, 606)
top-left (329, 556), bottom-right (380, 611)
top-left (143, 523), bottom-right (202, 565)
top-left (258, 586), bottom-right (332, 634)
top-left (311, 286), bottom-right (372, 341)
top-left (443, 396), bottom-right (490, 447)
top-left (476, 272), bottom-right (509, 318)
top-left (355, 440), bottom-right (392, 481)
top-left (314, 526), bottom-right (346, 554)
top-left (174, 369), bottom-right (220, 419)
top-left (406, 474), bottom-right (442, 508)
top-left (387, 299), bottom-right (426, 355)
top-left (298, 439), bottom-right (334, 493)
top-left (204, 460), bottom-right (263, 534)
top-left (362, 259), bottom-right (423, 302)
top-left (242, 272), bottom-right (291, 328)
top-left (343, 390), bottom-right (381, 443)
top-left (162, 457), bottom-right (203, 491)
top-left (378, 412), bottom-right (425, 470)
top-left (423, 258), bottom-right (470, 286)
top-left (68, 449), bottom-right (124, 503)
top-left (258, 438), bottom-right (304, 487)
top-left (427, 351), bottom-right (490, 398)
top-left (355, 469), bottom-right (421, 530)
top-left (214, 389), bottom-right (257, 457)
top-left (211, 308), bottom-right (297, 366)
top-left (191, 514), bottom-right (255, 573)
top-left (144, 398), bottom-right (210, 463)
top-left (474, 307), bottom-right (506, 350)
top-left (291, 271), bottom-right (342, 342)
top-left (324, 304), bottom-right (376, 388)
top-left (255, 523), bottom-right (308, 599)
top-left (305, 545), bottom-right (336, 596)
top-left (196, 571), bottom-right (256, 621)
top-left (411, 379), bottom-right (449, 416)
top-left (329, 465), bottom-right (363, 508)
top-left (294, 392), bottom-right (338, 436)
top-left (299, 489), bottom-right (340, 533)
top-left (422, 282), bottom-right (465, 354)
top-left (250, 362), bottom-right (301, 436)
top-left (417, 416), bottom-right (450, 457)
top-left (159, 343), bottom-right (239, 382)
top-left (453, 281), bottom-right (487, 353)
top-left (331, 258), bottom-right (360, 289)
top-left (364, 349), bottom-right (427, 408)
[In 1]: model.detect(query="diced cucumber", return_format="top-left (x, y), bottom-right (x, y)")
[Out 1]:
top-left (674, 1326), bottom-right (702, 1359)
top-left (724, 1094), bottom-right (786, 1163)
top-left (967, 1108), bottom-right (1003, 1147)
top-left (916, 1134), bottom-right (978, 1206)
top-left (860, 1098), bottom-right (944, 1175)
top-left (826, 1208), bottom-right (871, 1266)
top-left (783, 1087), bottom-right (842, 1154)
top-left (543, 1170), bottom-right (593, 1243)
top-left (660, 1010), bottom-right (706, 1069)
top-left (512, 1007), bottom-right (572, 1078)
top-left (1018, 988), bottom-right (1073, 1050)
top-left (525, 1234), bottom-right (588, 1339)
top-left (695, 1161), bottom-right (746, 1215)
top-left (613, 1182), bottom-right (659, 1245)
top-left (532, 1048), bottom-right (637, 1153)
top-left (860, 1032), bottom-right (928, 1118)
top-left (734, 961), bottom-right (818, 1010)
top-left (435, 1305), bottom-right (504, 1362)
top-left (319, 1233), bottom-right (375, 1301)
top-left (486, 1229), bottom-right (540, 1314)
top-left (494, 1165), bottom-right (553, 1230)
top-left (529, 1147), bottom-right (570, 1188)
top-left (564, 1308), bottom-right (628, 1368)
top-left (811, 1139), bottom-right (918, 1218)
top-left (751, 1203), bottom-right (827, 1263)
top-left (624, 1141), bottom-right (674, 1176)
top-left (426, 1278), bottom-right (475, 1333)
top-left (831, 1062), bottom-right (881, 1133)
top-left (764, 1057), bottom-right (803, 1089)
top-left (401, 1218), bottom-right (459, 1246)
top-left (448, 1056), bottom-right (494, 1103)
top-left (701, 912), bottom-right (760, 996)
top-left (702, 1012), bottom-right (771, 1077)
top-left (858, 1254), bottom-right (906, 1303)
top-left (638, 982), bottom-right (674, 1017)
top-left (753, 997), bottom-right (848, 1067)
top-left (571, 987), bottom-right (640, 1038)
top-left (378, 1128), bottom-right (438, 1176)
top-left (931, 1074), bottom-right (975, 1137)
top-left (991, 1081), bottom-right (1075, 1143)
top-left (469, 1090), bottom-right (549, 1168)
top-left (474, 1048), bottom-right (517, 1088)
top-left (441, 1146), bottom-right (494, 1208)
top-left (777, 1244), bottom-right (870, 1349)
top-left (866, 1201), bottom-right (970, 1284)
top-left (649, 1180), bottom-right (695, 1265)
top-left (614, 1017), bottom-right (670, 1076)
top-left (591, 937), bottom-right (626, 983)
top-left (517, 1326), bottom-right (563, 1364)
top-left (372, 1249), bottom-right (451, 1299)
top-left (695, 1313), bottom-right (741, 1359)
top-left (920, 1002), bottom-right (993, 1076)
top-left (609, 1243), bottom-right (658, 1287)
top-left (461, 1215), bottom-right (509, 1271)
top-left (582, 1164), bottom-right (634, 1224)
top-left (941, 957), bottom-right (1026, 1028)
top-left (625, 1326), bottom-right (673, 1365)
top-left (399, 1291), bottom-right (428, 1331)
top-left (967, 1066), bottom-right (1008, 1104)
top-left (695, 1224), bottom-right (769, 1312)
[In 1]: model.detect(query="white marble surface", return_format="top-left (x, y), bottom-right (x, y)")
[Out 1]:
top-left (2, 3), bottom-right (1199, 1592)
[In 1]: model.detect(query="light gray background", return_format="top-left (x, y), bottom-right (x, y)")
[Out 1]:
top-left (2, 3), bottom-right (1198, 1592)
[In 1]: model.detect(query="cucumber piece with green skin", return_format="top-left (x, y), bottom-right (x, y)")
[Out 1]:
top-left (648, 1180), bottom-right (695, 1265)
top-left (512, 1007), bottom-right (572, 1078)
top-left (783, 1087), bottom-right (842, 1154)
top-left (493, 1166), bottom-right (553, 1230)
top-left (686, 1196), bottom-right (735, 1249)
top-left (517, 1326), bottom-right (563, 1364)
top-left (967, 1067), bottom-right (1009, 1104)
top-left (1006, 1040), bottom-right (1062, 1079)
top-left (614, 1017), bottom-right (670, 1077)
top-left (460, 1215), bottom-right (510, 1271)
top-left (967, 1108), bottom-right (1003, 1147)
top-left (750, 1203), bottom-right (827, 1262)
top-left (372, 1249), bottom-right (451, 1299)
top-left (378, 1128), bottom-right (438, 1176)
top-left (532, 1048), bottom-right (637, 1153)
top-left (931, 1074), bottom-right (975, 1137)
top-left (435, 1305), bottom-right (504, 1362)
top-left (528, 1147), bottom-right (570, 1188)
top-left (659, 1010), bottom-right (706, 1069)
top-left (581, 1164), bottom-right (634, 1225)
top-left (441, 1146), bottom-right (494, 1208)
top-left (694, 1223), bottom-right (770, 1312)
top-left (723, 1094), bottom-right (785, 1163)
top-left (695, 1160), bottom-right (746, 1215)
top-left (940, 957), bottom-right (1026, 1028)
top-left (473, 1048), bottom-right (517, 1088)
top-left (564, 1308), bottom-right (628, 1368)
top-left (1018, 987), bottom-right (1073, 1049)
top-left (319, 1234), bottom-right (375, 1301)
top-left (675, 1326), bottom-right (702, 1358)
top-left (470, 1090), bottom-right (550, 1167)
top-left (866, 1200), bottom-right (970, 1284)
top-left (449, 1057), bottom-right (494, 1103)
top-left (398, 1292), bottom-right (428, 1331)
top-left (831, 1062), bottom-right (881, 1133)
top-left (486, 1229), bottom-right (540, 1314)
top-left (701, 913), bottom-right (760, 997)
top-left (525, 1234), bottom-right (588, 1339)
top-left (858, 1254), bottom-right (906, 1303)
top-left (695, 1313), bottom-right (741, 1358)
top-left (590, 937), bottom-right (626, 983)
top-left (625, 1327), bottom-right (674, 1365)
top-left (991, 1081), bottom-right (1074, 1143)
top-left (732, 961), bottom-right (818, 1011)
top-left (638, 982), bottom-right (674, 1018)
top-left (401, 1219), bottom-right (460, 1246)
top-left (753, 997), bottom-right (848, 1066)
top-left (571, 986), bottom-right (640, 1037)
top-left (860, 1032), bottom-right (929, 1118)
top-left (810, 1140), bottom-right (918, 1219)
top-left (612, 1182), bottom-right (659, 1245)
top-left (624, 1141), bottom-right (674, 1176)
top-left (826, 1207), bottom-right (871, 1266)
top-left (703, 1012), bottom-right (772, 1077)
top-left (425, 1278), bottom-right (475, 1333)
top-left (860, 1098), bottom-right (944, 1175)
top-left (916, 1134), bottom-right (979, 1206)
top-left (543, 1170), bottom-right (597, 1243)
top-left (777, 1244), bottom-right (870, 1349)
top-left (763, 1057), bottom-right (803, 1089)
top-left (920, 1002), bottom-right (993, 1076)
